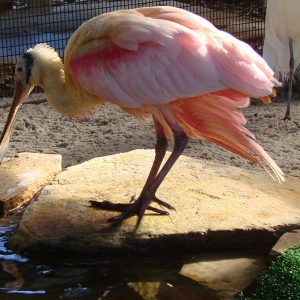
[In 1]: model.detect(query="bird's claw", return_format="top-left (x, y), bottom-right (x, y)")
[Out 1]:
top-left (90, 194), bottom-right (174, 228)
top-left (106, 196), bottom-right (160, 228)
top-left (130, 194), bottom-right (176, 210)
top-left (153, 196), bottom-right (176, 210)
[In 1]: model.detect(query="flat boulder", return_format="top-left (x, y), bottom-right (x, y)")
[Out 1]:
top-left (0, 152), bottom-right (62, 215)
top-left (8, 150), bottom-right (300, 254)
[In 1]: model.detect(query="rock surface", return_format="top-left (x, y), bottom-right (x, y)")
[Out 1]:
top-left (180, 253), bottom-right (267, 297)
top-left (270, 229), bottom-right (300, 258)
top-left (0, 152), bottom-right (62, 215)
top-left (9, 150), bottom-right (300, 254)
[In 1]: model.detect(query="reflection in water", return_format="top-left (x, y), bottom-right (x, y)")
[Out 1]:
top-left (128, 282), bottom-right (161, 300)
top-left (0, 216), bottom-right (27, 263)
top-left (5, 290), bottom-right (46, 295)
top-left (1, 260), bottom-right (24, 290)
top-left (0, 216), bottom-right (246, 300)
top-left (0, 215), bottom-right (27, 295)
top-left (60, 284), bottom-right (91, 299)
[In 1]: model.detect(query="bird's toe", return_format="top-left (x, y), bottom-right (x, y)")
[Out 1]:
top-left (153, 196), bottom-right (176, 210)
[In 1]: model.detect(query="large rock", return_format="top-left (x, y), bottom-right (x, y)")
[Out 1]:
top-left (9, 150), bottom-right (300, 254)
top-left (0, 152), bottom-right (62, 215)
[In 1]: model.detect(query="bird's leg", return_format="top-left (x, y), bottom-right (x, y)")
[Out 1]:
top-left (90, 118), bottom-right (169, 215)
top-left (130, 118), bottom-right (175, 210)
top-left (137, 118), bottom-right (169, 207)
top-left (284, 39), bottom-right (294, 121)
top-left (108, 126), bottom-right (189, 228)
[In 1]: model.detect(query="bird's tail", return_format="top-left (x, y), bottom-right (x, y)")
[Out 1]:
top-left (169, 89), bottom-right (285, 182)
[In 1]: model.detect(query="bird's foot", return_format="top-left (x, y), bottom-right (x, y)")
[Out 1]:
top-left (283, 113), bottom-right (291, 121)
top-left (90, 193), bottom-right (174, 228)
top-left (130, 194), bottom-right (175, 210)
top-left (89, 199), bottom-right (169, 215)
top-left (107, 193), bottom-right (170, 227)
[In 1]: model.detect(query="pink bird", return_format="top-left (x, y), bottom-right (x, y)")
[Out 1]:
top-left (0, 6), bottom-right (284, 227)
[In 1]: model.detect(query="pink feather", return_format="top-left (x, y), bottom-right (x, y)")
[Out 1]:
top-left (67, 6), bottom-right (283, 182)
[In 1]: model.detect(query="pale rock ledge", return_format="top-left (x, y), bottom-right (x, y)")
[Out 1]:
top-left (8, 149), bottom-right (300, 254)
top-left (0, 152), bottom-right (62, 215)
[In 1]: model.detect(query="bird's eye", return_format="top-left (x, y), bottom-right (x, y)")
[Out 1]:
top-left (16, 67), bottom-right (23, 74)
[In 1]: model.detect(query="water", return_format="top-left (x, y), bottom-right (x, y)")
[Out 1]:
top-left (0, 216), bottom-right (247, 300)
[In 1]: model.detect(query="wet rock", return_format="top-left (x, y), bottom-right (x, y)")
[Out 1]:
top-left (0, 152), bottom-right (62, 215)
top-left (8, 149), bottom-right (300, 254)
top-left (270, 229), bottom-right (300, 259)
top-left (180, 253), bottom-right (267, 297)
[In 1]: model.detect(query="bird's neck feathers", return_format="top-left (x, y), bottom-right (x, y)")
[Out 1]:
top-left (28, 44), bottom-right (102, 117)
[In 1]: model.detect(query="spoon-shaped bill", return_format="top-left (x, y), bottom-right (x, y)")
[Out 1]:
top-left (0, 80), bottom-right (33, 162)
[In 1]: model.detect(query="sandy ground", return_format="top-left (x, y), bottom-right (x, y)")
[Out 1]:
top-left (0, 92), bottom-right (300, 177)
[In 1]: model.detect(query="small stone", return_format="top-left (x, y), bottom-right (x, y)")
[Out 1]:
top-left (180, 253), bottom-right (267, 297)
top-left (0, 152), bottom-right (62, 215)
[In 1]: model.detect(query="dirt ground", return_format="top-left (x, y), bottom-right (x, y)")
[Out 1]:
top-left (0, 91), bottom-right (299, 179)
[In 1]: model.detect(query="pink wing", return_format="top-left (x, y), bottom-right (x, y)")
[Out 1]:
top-left (68, 8), bottom-right (276, 108)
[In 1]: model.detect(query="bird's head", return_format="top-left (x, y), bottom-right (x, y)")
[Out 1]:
top-left (13, 52), bottom-right (35, 103)
top-left (0, 51), bottom-right (36, 162)
top-left (0, 44), bottom-right (61, 162)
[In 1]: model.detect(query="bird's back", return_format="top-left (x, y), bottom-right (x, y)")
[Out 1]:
top-left (64, 6), bottom-right (276, 108)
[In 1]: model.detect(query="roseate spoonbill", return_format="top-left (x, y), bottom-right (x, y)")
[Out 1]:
top-left (263, 0), bottom-right (300, 120)
top-left (0, 6), bottom-right (284, 227)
